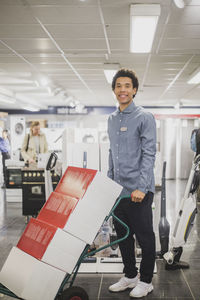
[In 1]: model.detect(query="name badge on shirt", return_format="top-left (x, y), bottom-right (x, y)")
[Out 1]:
top-left (120, 127), bottom-right (127, 132)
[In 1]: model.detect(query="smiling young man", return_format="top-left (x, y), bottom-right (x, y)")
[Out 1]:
top-left (107, 69), bottom-right (156, 298)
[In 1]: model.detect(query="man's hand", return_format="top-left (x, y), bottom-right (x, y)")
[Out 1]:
top-left (131, 190), bottom-right (145, 203)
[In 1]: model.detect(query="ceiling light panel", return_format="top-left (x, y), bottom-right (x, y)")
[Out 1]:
top-left (130, 4), bottom-right (161, 53)
top-left (188, 68), bottom-right (200, 84)
top-left (103, 63), bottom-right (120, 84)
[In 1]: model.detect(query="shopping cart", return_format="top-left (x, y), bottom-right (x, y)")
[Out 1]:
top-left (0, 196), bottom-right (129, 300)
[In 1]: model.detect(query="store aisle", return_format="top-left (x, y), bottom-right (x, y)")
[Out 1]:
top-left (0, 180), bottom-right (200, 299)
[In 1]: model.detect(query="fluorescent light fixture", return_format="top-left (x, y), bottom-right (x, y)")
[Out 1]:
top-left (104, 70), bottom-right (117, 84)
top-left (173, 0), bottom-right (185, 9)
top-left (23, 106), bottom-right (40, 112)
top-left (188, 67), bottom-right (200, 84)
top-left (47, 87), bottom-right (52, 95)
top-left (130, 4), bottom-right (161, 53)
top-left (103, 63), bottom-right (120, 84)
top-left (0, 94), bottom-right (16, 104)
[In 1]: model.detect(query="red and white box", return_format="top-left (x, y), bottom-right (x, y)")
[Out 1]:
top-left (0, 166), bottom-right (122, 300)
top-left (55, 166), bottom-right (97, 198)
top-left (63, 170), bottom-right (122, 244)
top-left (38, 166), bottom-right (122, 244)
top-left (37, 192), bottom-right (78, 228)
top-left (0, 247), bottom-right (65, 300)
top-left (17, 218), bottom-right (86, 273)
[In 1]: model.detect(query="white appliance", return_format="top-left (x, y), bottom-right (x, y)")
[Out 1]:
top-left (10, 116), bottom-right (26, 155)
top-left (6, 189), bottom-right (22, 203)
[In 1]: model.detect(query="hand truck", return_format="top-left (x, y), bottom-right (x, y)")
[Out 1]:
top-left (0, 196), bottom-right (130, 300)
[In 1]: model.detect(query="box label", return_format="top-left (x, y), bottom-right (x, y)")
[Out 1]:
top-left (17, 219), bottom-right (57, 259)
top-left (55, 166), bottom-right (97, 199)
top-left (38, 192), bottom-right (78, 228)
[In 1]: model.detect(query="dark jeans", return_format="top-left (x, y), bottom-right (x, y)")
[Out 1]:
top-left (113, 192), bottom-right (155, 283)
top-left (2, 152), bottom-right (10, 183)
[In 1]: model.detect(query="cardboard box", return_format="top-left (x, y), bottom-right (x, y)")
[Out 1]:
top-left (38, 166), bottom-right (122, 244)
top-left (55, 166), bottom-right (97, 199)
top-left (17, 218), bottom-right (86, 273)
top-left (63, 171), bottom-right (122, 244)
top-left (0, 247), bottom-right (65, 300)
top-left (37, 191), bottom-right (78, 228)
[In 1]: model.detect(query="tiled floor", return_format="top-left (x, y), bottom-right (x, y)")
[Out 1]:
top-left (0, 179), bottom-right (200, 299)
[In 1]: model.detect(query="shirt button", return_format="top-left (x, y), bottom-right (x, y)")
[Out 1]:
top-left (120, 119), bottom-right (122, 122)
top-left (117, 132), bottom-right (119, 135)
top-left (116, 156), bottom-right (118, 159)
top-left (116, 144), bottom-right (118, 146)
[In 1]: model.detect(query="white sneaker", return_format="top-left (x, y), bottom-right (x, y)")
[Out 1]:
top-left (130, 280), bottom-right (153, 298)
top-left (109, 275), bottom-right (139, 292)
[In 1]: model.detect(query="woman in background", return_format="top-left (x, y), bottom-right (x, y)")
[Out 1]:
top-left (21, 121), bottom-right (48, 166)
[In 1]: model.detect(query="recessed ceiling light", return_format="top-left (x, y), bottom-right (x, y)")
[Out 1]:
top-left (103, 63), bottom-right (120, 84)
top-left (130, 4), bottom-right (161, 53)
top-left (188, 70), bottom-right (200, 84)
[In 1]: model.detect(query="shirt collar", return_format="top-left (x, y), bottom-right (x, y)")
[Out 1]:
top-left (117, 101), bottom-right (136, 114)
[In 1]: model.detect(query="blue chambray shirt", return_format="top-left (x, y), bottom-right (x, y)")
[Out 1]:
top-left (107, 101), bottom-right (156, 197)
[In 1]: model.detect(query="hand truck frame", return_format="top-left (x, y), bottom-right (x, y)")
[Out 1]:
top-left (0, 196), bottom-right (130, 300)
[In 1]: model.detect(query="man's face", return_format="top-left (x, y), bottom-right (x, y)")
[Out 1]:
top-left (114, 77), bottom-right (137, 106)
top-left (32, 125), bottom-right (40, 136)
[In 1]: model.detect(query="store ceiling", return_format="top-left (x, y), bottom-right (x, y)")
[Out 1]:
top-left (0, 0), bottom-right (200, 111)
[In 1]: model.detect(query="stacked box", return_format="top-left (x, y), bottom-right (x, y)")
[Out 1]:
top-left (37, 192), bottom-right (79, 228)
top-left (39, 166), bottom-right (122, 244)
top-left (0, 247), bottom-right (65, 300)
top-left (0, 166), bottom-right (122, 300)
top-left (17, 218), bottom-right (86, 273)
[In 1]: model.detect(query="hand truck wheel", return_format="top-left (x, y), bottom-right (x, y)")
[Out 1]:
top-left (60, 286), bottom-right (89, 300)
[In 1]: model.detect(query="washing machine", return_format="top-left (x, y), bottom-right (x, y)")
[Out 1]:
top-left (10, 116), bottom-right (26, 155)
